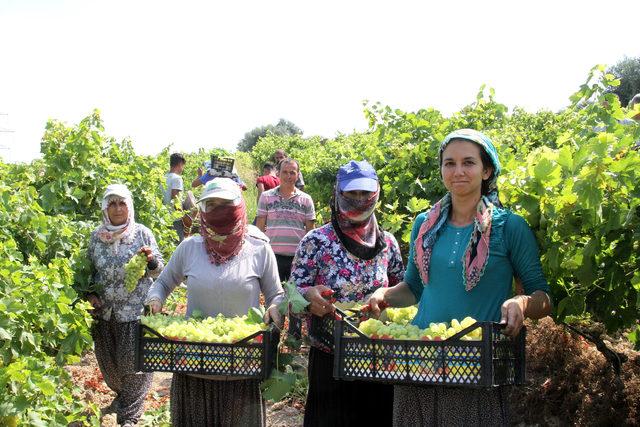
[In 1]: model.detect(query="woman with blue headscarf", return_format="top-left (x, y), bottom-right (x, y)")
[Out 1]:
top-left (368, 129), bottom-right (552, 426)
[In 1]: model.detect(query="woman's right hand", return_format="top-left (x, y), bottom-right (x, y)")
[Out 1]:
top-left (148, 299), bottom-right (163, 314)
top-left (86, 294), bottom-right (101, 309)
top-left (86, 294), bottom-right (102, 317)
top-left (366, 287), bottom-right (388, 318)
top-left (304, 285), bottom-right (336, 317)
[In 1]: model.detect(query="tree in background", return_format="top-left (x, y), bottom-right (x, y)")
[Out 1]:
top-left (608, 56), bottom-right (640, 106)
top-left (237, 118), bottom-right (302, 152)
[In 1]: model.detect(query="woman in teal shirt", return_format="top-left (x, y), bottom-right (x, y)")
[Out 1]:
top-left (368, 129), bottom-right (552, 426)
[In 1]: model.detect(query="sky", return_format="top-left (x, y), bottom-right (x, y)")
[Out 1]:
top-left (0, 0), bottom-right (639, 163)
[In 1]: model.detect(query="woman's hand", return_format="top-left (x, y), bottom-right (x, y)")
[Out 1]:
top-left (500, 296), bottom-right (526, 336)
top-left (264, 304), bottom-right (283, 328)
top-left (139, 246), bottom-right (158, 270)
top-left (304, 285), bottom-right (336, 317)
top-left (86, 294), bottom-right (102, 315)
top-left (148, 299), bottom-right (163, 314)
top-left (366, 287), bottom-right (388, 318)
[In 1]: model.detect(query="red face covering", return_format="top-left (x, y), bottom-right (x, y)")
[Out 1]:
top-left (199, 200), bottom-right (247, 264)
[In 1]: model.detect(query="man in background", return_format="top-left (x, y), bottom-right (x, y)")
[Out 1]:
top-left (256, 158), bottom-right (314, 338)
top-left (165, 153), bottom-right (186, 241)
top-left (256, 162), bottom-right (279, 202)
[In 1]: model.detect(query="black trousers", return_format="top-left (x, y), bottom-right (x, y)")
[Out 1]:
top-left (304, 347), bottom-right (394, 427)
top-left (275, 254), bottom-right (294, 281)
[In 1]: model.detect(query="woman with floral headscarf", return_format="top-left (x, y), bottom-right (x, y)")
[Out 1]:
top-left (291, 160), bottom-right (405, 427)
top-left (146, 177), bottom-right (284, 427)
top-left (86, 183), bottom-right (164, 427)
top-left (368, 129), bottom-right (552, 426)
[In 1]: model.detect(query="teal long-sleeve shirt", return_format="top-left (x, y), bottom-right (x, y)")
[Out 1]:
top-left (405, 207), bottom-right (550, 328)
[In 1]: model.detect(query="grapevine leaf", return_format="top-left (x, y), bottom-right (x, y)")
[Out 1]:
top-left (631, 272), bottom-right (640, 292)
top-left (0, 328), bottom-right (11, 340)
top-left (278, 281), bottom-right (309, 315)
top-left (557, 294), bottom-right (586, 317)
top-left (557, 146), bottom-right (573, 170)
top-left (405, 197), bottom-right (429, 214)
top-left (247, 307), bottom-right (264, 324)
top-left (260, 370), bottom-right (296, 401)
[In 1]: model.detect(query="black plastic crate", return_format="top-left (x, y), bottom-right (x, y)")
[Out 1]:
top-left (210, 156), bottom-right (235, 174)
top-left (309, 314), bottom-right (336, 351)
top-left (333, 320), bottom-right (525, 388)
top-left (136, 323), bottom-right (279, 379)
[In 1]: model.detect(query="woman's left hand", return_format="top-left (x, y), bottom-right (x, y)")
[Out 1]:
top-left (139, 246), bottom-right (158, 270)
top-left (500, 296), bottom-right (526, 336)
top-left (263, 304), bottom-right (283, 329)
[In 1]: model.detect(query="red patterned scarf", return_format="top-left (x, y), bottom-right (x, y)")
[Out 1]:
top-left (199, 201), bottom-right (247, 264)
top-left (335, 187), bottom-right (380, 247)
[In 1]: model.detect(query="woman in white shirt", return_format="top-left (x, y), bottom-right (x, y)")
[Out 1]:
top-left (146, 178), bottom-right (284, 427)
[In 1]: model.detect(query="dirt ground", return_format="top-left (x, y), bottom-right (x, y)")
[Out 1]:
top-left (66, 352), bottom-right (304, 426)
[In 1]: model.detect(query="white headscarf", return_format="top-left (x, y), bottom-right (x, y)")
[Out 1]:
top-left (96, 184), bottom-right (135, 251)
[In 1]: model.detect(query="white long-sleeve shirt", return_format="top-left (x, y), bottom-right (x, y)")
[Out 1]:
top-left (147, 226), bottom-right (284, 317)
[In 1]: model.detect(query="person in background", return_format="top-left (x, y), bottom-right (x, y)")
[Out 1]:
top-left (273, 149), bottom-right (304, 190)
top-left (255, 162), bottom-right (280, 202)
top-left (86, 184), bottom-right (164, 427)
top-left (256, 158), bottom-right (314, 339)
top-left (368, 129), bottom-right (552, 426)
top-left (146, 178), bottom-right (284, 426)
top-left (291, 160), bottom-right (404, 427)
top-left (256, 158), bottom-right (315, 283)
top-left (192, 160), bottom-right (248, 191)
top-left (164, 153), bottom-right (186, 241)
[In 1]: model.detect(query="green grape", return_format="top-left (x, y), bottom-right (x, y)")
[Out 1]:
top-left (124, 252), bottom-right (147, 292)
top-left (141, 312), bottom-right (268, 343)
top-left (385, 306), bottom-right (418, 324)
top-left (356, 315), bottom-right (481, 341)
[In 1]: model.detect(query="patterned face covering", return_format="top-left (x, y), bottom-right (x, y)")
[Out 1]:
top-left (335, 188), bottom-right (380, 247)
top-left (414, 129), bottom-right (502, 291)
top-left (199, 199), bottom-right (247, 264)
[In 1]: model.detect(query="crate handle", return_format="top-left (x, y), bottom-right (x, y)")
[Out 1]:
top-left (140, 324), bottom-right (167, 340)
top-left (335, 309), bottom-right (369, 339)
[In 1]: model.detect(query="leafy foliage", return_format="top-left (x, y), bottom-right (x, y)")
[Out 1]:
top-left (1, 110), bottom-right (185, 424)
top-left (608, 56), bottom-right (640, 107)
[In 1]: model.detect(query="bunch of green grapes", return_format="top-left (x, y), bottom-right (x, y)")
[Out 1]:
top-left (124, 252), bottom-right (147, 292)
top-left (357, 316), bottom-right (481, 341)
top-left (141, 310), bottom-right (268, 343)
top-left (385, 306), bottom-right (418, 324)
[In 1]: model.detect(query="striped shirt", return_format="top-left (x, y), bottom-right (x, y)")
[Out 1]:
top-left (257, 186), bottom-right (316, 256)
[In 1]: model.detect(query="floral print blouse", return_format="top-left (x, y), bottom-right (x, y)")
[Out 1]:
top-left (88, 223), bottom-right (164, 322)
top-left (291, 223), bottom-right (404, 351)
top-left (292, 223), bottom-right (404, 301)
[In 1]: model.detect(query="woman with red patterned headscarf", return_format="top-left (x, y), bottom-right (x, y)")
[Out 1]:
top-left (146, 178), bottom-right (284, 427)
